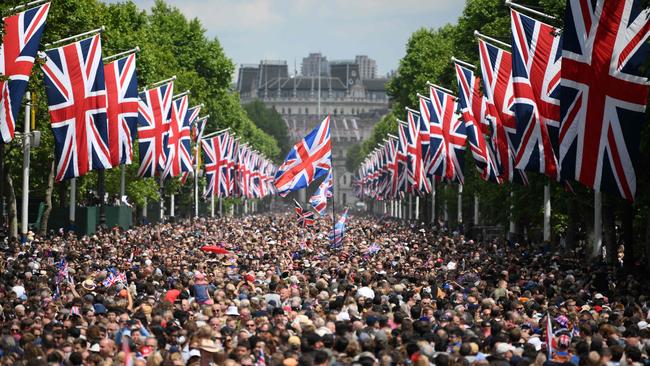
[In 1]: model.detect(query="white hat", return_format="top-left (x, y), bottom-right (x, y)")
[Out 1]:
top-left (594, 293), bottom-right (604, 300)
top-left (638, 321), bottom-right (649, 330)
top-left (496, 343), bottom-right (516, 354)
top-left (225, 305), bottom-right (240, 316)
top-left (89, 343), bottom-right (100, 353)
top-left (527, 336), bottom-right (542, 351)
top-left (188, 349), bottom-right (201, 359)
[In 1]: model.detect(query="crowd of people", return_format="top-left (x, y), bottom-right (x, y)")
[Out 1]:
top-left (0, 212), bottom-right (648, 366)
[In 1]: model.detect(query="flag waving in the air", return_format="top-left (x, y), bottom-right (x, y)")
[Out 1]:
top-left (309, 170), bottom-right (333, 216)
top-left (274, 115), bottom-right (331, 196)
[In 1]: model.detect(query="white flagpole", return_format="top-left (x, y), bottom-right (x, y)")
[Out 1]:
top-left (159, 176), bottom-right (164, 222)
top-left (44, 26), bottom-right (105, 49)
top-left (474, 194), bottom-right (480, 226)
top-left (408, 194), bottom-right (412, 221)
top-left (119, 165), bottom-right (126, 204)
top-left (20, 92), bottom-right (31, 238)
top-left (509, 190), bottom-right (516, 238)
top-left (457, 185), bottom-right (463, 226)
top-left (431, 178), bottom-right (436, 224)
top-left (142, 197), bottom-right (148, 221)
top-left (69, 178), bottom-right (76, 227)
top-left (210, 195), bottom-right (215, 217)
top-left (170, 194), bottom-right (175, 218)
top-left (543, 183), bottom-right (551, 242)
top-left (593, 191), bottom-right (602, 259)
top-left (415, 196), bottom-right (420, 221)
top-left (219, 198), bottom-right (223, 216)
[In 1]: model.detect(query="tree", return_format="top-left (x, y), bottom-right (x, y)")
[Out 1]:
top-left (244, 100), bottom-right (291, 160)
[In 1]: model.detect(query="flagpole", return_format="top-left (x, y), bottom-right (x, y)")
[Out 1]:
top-left (593, 191), bottom-right (602, 259)
top-left (543, 182), bottom-right (551, 242)
top-left (44, 26), bottom-right (105, 49)
top-left (20, 92), bottom-right (31, 240)
top-left (98, 169), bottom-right (106, 226)
top-left (5, 0), bottom-right (48, 13)
top-left (120, 165), bottom-right (126, 204)
top-left (431, 177), bottom-right (436, 224)
top-left (457, 185), bottom-right (463, 229)
top-left (159, 175), bottom-right (164, 222)
top-left (69, 178), bottom-right (76, 230)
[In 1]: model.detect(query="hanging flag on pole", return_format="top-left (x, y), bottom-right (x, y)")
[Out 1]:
top-left (104, 52), bottom-right (139, 166)
top-left (163, 94), bottom-right (192, 178)
top-left (41, 33), bottom-right (112, 181)
top-left (559, 0), bottom-right (650, 201)
top-left (510, 9), bottom-right (562, 179)
top-left (274, 115), bottom-right (331, 196)
top-left (137, 79), bottom-right (174, 177)
top-left (309, 170), bottom-right (333, 216)
top-left (0, 2), bottom-right (50, 143)
top-left (428, 85), bottom-right (467, 183)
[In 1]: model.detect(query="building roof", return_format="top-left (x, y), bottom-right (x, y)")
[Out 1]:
top-left (362, 78), bottom-right (388, 92)
top-left (260, 76), bottom-right (348, 91)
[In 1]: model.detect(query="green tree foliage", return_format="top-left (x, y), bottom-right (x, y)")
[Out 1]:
top-left (0, 0), bottom-right (281, 227)
top-left (244, 100), bottom-right (290, 161)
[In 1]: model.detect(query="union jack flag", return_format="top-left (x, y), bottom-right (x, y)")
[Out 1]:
top-left (454, 63), bottom-right (501, 183)
top-left (42, 34), bottom-right (112, 181)
top-left (163, 95), bottom-right (192, 178)
top-left (511, 9), bottom-right (562, 179)
top-left (309, 170), bottom-right (333, 216)
top-left (104, 53), bottom-right (138, 166)
top-left (405, 109), bottom-right (430, 193)
top-left (559, 0), bottom-right (650, 201)
top-left (202, 135), bottom-right (218, 198)
top-left (428, 86), bottom-right (467, 183)
top-left (385, 138), bottom-right (399, 199)
top-left (137, 80), bottom-right (174, 177)
top-left (396, 123), bottom-right (409, 195)
top-left (329, 208), bottom-right (349, 248)
top-left (0, 2), bottom-right (50, 143)
top-left (102, 272), bottom-right (118, 287)
top-left (190, 109), bottom-right (205, 142)
top-left (478, 38), bottom-right (528, 185)
top-left (275, 115), bottom-right (331, 196)
top-left (294, 200), bottom-right (315, 227)
top-left (228, 137), bottom-right (240, 196)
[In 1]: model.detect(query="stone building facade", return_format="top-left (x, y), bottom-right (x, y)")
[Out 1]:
top-left (238, 58), bottom-right (390, 206)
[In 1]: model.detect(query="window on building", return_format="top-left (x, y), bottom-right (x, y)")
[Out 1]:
top-left (305, 107), bottom-right (309, 114)
top-left (288, 108), bottom-right (291, 115)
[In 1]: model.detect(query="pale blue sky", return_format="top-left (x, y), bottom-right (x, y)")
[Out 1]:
top-left (103, 0), bottom-right (465, 76)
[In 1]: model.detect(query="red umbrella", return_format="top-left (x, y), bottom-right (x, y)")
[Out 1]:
top-left (200, 245), bottom-right (230, 255)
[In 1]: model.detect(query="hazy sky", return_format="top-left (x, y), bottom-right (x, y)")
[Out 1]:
top-left (103, 0), bottom-right (465, 76)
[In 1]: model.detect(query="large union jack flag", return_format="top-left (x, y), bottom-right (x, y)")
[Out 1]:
top-left (42, 34), bottom-right (112, 181)
top-left (274, 115), bottom-right (331, 196)
top-left (454, 63), bottom-right (501, 183)
top-left (511, 9), bottom-right (562, 179)
top-left (478, 38), bottom-right (529, 185)
top-left (428, 86), bottom-right (467, 183)
top-left (559, 0), bottom-right (650, 201)
top-left (405, 109), bottom-right (430, 193)
top-left (0, 2), bottom-right (50, 143)
top-left (163, 95), bottom-right (193, 178)
top-left (137, 80), bottom-right (174, 177)
top-left (202, 134), bottom-right (229, 198)
top-left (104, 53), bottom-right (138, 166)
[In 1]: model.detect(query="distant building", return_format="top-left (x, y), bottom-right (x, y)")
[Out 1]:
top-left (355, 55), bottom-right (377, 80)
top-left (237, 55), bottom-right (390, 206)
top-left (301, 52), bottom-right (329, 77)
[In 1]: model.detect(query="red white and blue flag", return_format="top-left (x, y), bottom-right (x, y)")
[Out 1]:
top-left (428, 86), bottom-right (467, 183)
top-left (478, 38), bottom-right (529, 185)
top-left (274, 115), bottom-right (331, 196)
top-left (510, 9), bottom-right (562, 179)
top-left (41, 34), bottom-right (112, 182)
top-left (137, 80), bottom-right (174, 177)
top-left (0, 2), bottom-right (50, 143)
top-left (454, 63), bottom-right (501, 183)
top-left (202, 135), bottom-right (218, 198)
top-left (329, 208), bottom-right (349, 248)
top-left (294, 200), bottom-right (315, 227)
top-left (405, 109), bottom-right (430, 193)
top-left (559, 0), bottom-right (650, 201)
top-left (309, 170), bottom-right (333, 216)
top-left (396, 123), bottom-right (409, 196)
top-left (104, 53), bottom-right (138, 166)
top-left (163, 95), bottom-right (192, 178)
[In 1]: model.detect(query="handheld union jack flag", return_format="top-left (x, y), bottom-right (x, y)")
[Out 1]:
top-left (510, 9), bottom-right (562, 179)
top-left (0, 2), bottom-right (50, 143)
top-left (559, 0), bottom-right (650, 201)
top-left (454, 63), bottom-right (501, 183)
top-left (104, 53), bottom-right (138, 166)
top-left (428, 86), bottom-right (467, 183)
top-left (329, 208), bottom-right (349, 248)
top-left (275, 115), bottom-right (331, 196)
top-left (294, 200), bottom-right (315, 227)
top-left (163, 95), bottom-right (193, 178)
top-left (309, 170), bottom-right (333, 216)
top-left (478, 38), bottom-right (528, 185)
top-left (137, 80), bottom-right (174, 177)
top-left (42, 34), bottom-right (112, 181)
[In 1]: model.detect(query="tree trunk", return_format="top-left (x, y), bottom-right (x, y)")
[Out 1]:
top-left (603, 196), bottom-right (617, 265)
top-left (4, 169), bottom-right (17, 238)
top-left (40, 160), bottom-right (55, 235)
